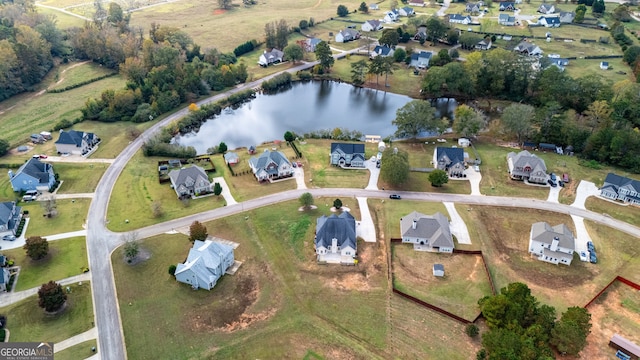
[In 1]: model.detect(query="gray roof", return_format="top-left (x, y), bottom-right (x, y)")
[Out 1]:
top-left (331, 143), bottom-right (365, 156)
top-left (410, 51), bottom-right (432, 61)
top-left (224, 152), bottom-right (239, 162)
top-left (249, 150), bottom-right (291, 176)
top-left (168, 165), bottom-right (210, 191)
top-left (401, 211), bottom-right (453, 248)
top-left (373, 45), bottom-right (393, 56)
top-left (175, 240), bottom-right (234, 288)
top-left (364, 19), bottom-right (382, 28)
top-left (55, 130), bottom-right (95, 147)
top-left (16, 158), bottom-right (53, 184)
top-left (315, 212), bottom-right (356, 250)
top-left (507, 150), bottom-right (547, 173)
top-left (0, 202), bottom-right (21, 231)
top-left (531, 222), bottom-right (575, 250)
top-left (450, 14), bottom-right (471, 21)
top-left (433, 264), bottom-right (444, 271)
top-left (602, 173), bottom-right (640, 201)
top-left (0, 268), bottom-right (7, 284)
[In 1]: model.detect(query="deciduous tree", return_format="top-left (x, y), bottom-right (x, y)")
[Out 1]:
top-left (299, 192), bottom-right (314, 209)
top-left (501, 103), bottom-right (535, 142)
top-left (189, 221), bottom-right (208, 242)
top-left (283, 44), bottom-right (303, 63)
top-left (315, 41), bottom-right (334, 72)
top-left (379, 28), bottom-right (399, 47)
top-left (453, 105), bottom-right (485, 138)
top-left (38, 281), bottom-right (67, 312)
top-left (428, 169), bottom-right (449, 187)
top-left (392, 100), bottom-right (438, 139)
top-left (380, 147), bottom-right (410, 185)
top-left (24, 236), bottom-right (49, 260)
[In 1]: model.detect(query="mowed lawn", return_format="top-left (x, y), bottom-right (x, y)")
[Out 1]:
top-left (54, 339), bottom-right (98, 360)
top-left (2, 237), bottom-right (88, 291)
top-left (48, 62), bottom-right (117, 91)
top-left (0, 282), bottom-right (93, 343)
top-left (113, 200), bottom-right (392, 359)
top-left (23, 199), bottom-right (91, 237)
top-left (585, 197), bottom-right (640, 228)
top-left (54, 163), bottom-right (108, 194)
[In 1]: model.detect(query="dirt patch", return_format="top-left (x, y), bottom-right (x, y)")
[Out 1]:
top-left (327, 272), bottom-right (371, 291)
top-left (124, 248), bottom-right (151, 266)
top-left (212, 8), bottom-right (226, 15)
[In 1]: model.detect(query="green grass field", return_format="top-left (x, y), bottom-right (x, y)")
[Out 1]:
top-left (54, 163), bottom-right (108, 194)
top-left (48, 62), bottom-right (117, 91)
top-left (297, 139), bottom-right (374, 188)
top-left (0, 282), bottom-right (93, 343)
top-left (3, 237), bottom-right (88, 291)
top-left (23, 199), bottom-right (90, 237)
top-left (54, 339), bottom-right (98, 360)
top-left (585, 197), bottom-right (640, 228)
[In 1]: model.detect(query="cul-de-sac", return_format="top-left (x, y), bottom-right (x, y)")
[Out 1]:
top-left (1, 0), bottom-right (640, 358)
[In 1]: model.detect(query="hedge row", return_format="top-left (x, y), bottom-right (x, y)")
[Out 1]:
top-left (262, 72), bottom-right (292, 92)
top-left (47, 72), bottom-right (118, 93)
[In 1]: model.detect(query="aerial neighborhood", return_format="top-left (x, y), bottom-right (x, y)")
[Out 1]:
top-left (0, 0), bottom-right (640, 358)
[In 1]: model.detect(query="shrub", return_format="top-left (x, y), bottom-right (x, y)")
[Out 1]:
top-left (466, 323), bottom-right (479, 337)
top-left (38, 281), bottom-right (67, 312)
top-left (168, 264), bottom-right (176, 275)
top-left (298, 71), bottom-right (313, 80)
top-left (299, 20), bottom-right (309, 29)
top-left (262, 72), bottom-right (293, 91)
top-left (53, 118), bottom-right (73, 131)
top-left (233, 40), bottom-right (256, 57)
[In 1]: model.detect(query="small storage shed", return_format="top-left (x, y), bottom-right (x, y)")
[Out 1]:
top-left (458, 138), bottom-right (471, 147)
top-left (224, 152), bottom-right (240, 165)
top-left (609, 334), bottom-right (640, 360)
top-left (433, 264), bottom-right (444, 277)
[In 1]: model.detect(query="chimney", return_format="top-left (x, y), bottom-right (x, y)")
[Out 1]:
top-left (331, 238), bottom-right (338, 253)
top-left (550, 236), bottom-right (559, 251)
top-left (412, 219), bottom-right (417, 230)
top-left (8, 170), bottom-right (13, 179)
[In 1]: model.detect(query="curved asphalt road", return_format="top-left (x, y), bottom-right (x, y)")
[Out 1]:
top-left (86, 56), bottom-right (640, 359)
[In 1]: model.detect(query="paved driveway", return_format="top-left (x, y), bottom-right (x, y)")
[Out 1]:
top-left (571, 180), bottom-right (600, 209)
top-left (547, 183), bottom-right (561, 203)
top-left (356, 197), bottom-right (377, 242)
top-left (466, 167), bottom-right (482, 196)
top-left (365, 158), bottom-right (380, 190)
top-left (444, 202), bottom-right (471, 244)
top-left (211, 177), bottom-right (237, 205)
top-left (571, 215), bottom-right (594, 262)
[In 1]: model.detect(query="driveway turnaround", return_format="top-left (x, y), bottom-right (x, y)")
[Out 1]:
top-left (571, 180), bottom-right (600, 209)
top-left (211, 177), bottom-right (237, 205)
top-left (356, 197), bottom-right (376, 242)
top-left (466, 167), bottom-right (482, 196)
top-left (54, 327), bottom-right (98, 353)
top-left (365, 158), bottom-right (380, 191)
top-left (444, 202), bottom-right (472, 245)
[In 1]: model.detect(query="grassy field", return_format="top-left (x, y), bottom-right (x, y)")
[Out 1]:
top-left (36, 6), bottom-right (86, 28)
top-left (0, 282), bottom-right (93, 343)
top-left (297, 139), bottom-right (374, 188)
top-left (2, 237), bottom-right (87, 291)
top-left (113, 199), bottom-right (392, 359)
top-left (48, 62), bottom-right (117, 91)
top-left (107, 151), bottom-right (226, 231)
top-left (565, 58), bottom-right (633, 84)
top-left (54, 163), bottom-right (108, 194)
top-left (23, 199), bottom-right (90, 237)
top-left (54, 339), bottom-right (98, 360)
top-left (585, 197), bottom-right (640, 228)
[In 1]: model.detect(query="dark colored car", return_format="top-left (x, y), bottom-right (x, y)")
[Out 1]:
top-left (587, 241), bottom-right (595, 252)
top-left (389, 194), bottom-right (401, 200)
top-left (547, 179), bottom-right (557, 187)
top-left (589, 251), bottom-right (598, 264)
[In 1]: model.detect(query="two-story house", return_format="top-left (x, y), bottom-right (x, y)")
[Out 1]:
top-left (529, 222), bottom-right (575, 266)
top-left (0, 202), bottom-right (22, 239)
top-left (168, 165), bottom-right (211, 199)
top-left (600, 173), bottom-right (640, 205)
top-left (55, 130), bottom-right (100, 156)
top-left (249, 150), bottom-right (293, 182)
top-left (315, 212), bottom-right (357, 264)
top-left (507, 150), bottom-right (547, 184)
top-left (174, 239), bottom-right (235, 290)
top-left (330, 143), bottom-right (366, 168)
top-left (400, 211), bottom-right (454, 252)
top-left (434, 147), bottom-right (466, 177)
top-left (9, 158), bottom-right (56, 192)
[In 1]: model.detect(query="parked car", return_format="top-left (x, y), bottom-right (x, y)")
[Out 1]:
top-left (2, 235), bottom-right (16, 241)
top-left (587, 241), bottom-right (595, 252)
top-left (389, 194), bottom-right (402, 200)
top-left (547, 179), bottom-right (557, 187)
top-left (550, 173), bottom-right (557, 181)
top-left (558, 180), bottom-right (565, 187)
top-left (562, 173), bottom-right (569, 183)
top-left (38, 154), bottom-right (48, 159)
top-left (589, 251), bottom-right (598, 264)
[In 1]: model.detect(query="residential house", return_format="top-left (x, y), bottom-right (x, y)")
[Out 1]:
top-left (409, 0), bottom-right (425, 7)
top-left (362, 19), bottom-right (383, 32)
top-left (600, 173), bottom-right (640, 205)
top-left (538, 3), bottom-right (555, 14)
top-left (529, 222), bottom-right (575, 266)
top-left (559, 11), bottom-right (575, 23)
top-left (258, 48), bottom-right (284, 67)
top-left (248, 145), bottom-right (256, 154)
top-left (55, 130), bottom-right (100, 156)
top-left (300, 38), bottom-right (322, 52)
top-left (369, 2), bottom-right (379, 10)
top-left (0, 268), bottom-right (9, 292)
top-left (513, 40), bottom-right (543, 56)
top-left (538, 16), bottom-right (560, 27)
top-left (449, 14), bottom-right (472, 25)
top-left (248, 150), bottom-right (293, 181)
top-left (400, 211), bottom-right (454, 253)
top-left (433, 264), bottom-right (445, 277)
top-left (476, 37), bottom-right (492, 50)
top-left (547, 57), bottom-right (569, 71)
top-left (330, 143), bottom-right (366, 168)
top-left (498, 13), bottom-right (516, 26)
top-left (223, 152), bottom-right (240, 165)
top-left (168, 165), bottom-right (211, 199)
top-left (383, 10), bottom-right (399, 23)
top-left (410, 51), bottom-right (432, 69)
top-left (335, 28), bottom-right (360, 43)
top-left (458, 138), bottom-right (471, 147)
top-left (600, 61), bottom-right (609, 70)
top-left (399, 6), bottom-right (415, 16)
top-left (498, 2), bottom-right (515, 11)
top-left (174, 239), bottom-right (235, 290)
top-left (0, 202), bottom-right (22, 239)
top-left (315, 212), bottom-right (357, 264)
top-left (370, 45), bottom-right (395, 58)
top-left (506, 150), bottom-right (548, 184)
top-left (9, 158), bottom-right (55, 192)
top-left (414, 25), bottom-right (427, 41)
top-left (465, 2), bottom-right (483, 13)
top-left (434, 147), bottom-right (465, 177)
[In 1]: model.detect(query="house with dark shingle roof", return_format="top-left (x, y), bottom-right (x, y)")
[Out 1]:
top-left (507, 150), bottom-right (547, 184)
top-left (0, 202), bottom-right (22, 238)
top-left (370, 45), bottom-right (394, 58)
top-left (55, 130), bottom-right (100, 156)
top-left (330, 143), bottom-right (366, 168)
top-left (499, 2), bottom-right (515, 11)
top-left (315, 212), bottom-right (357, 264)
top-left (434, 147), bottom-right (465, 177)
top-left (514, 40), bottom-right (543, 56)
top-left (174, 239), bottom-right (235, 290)
top-left (362, 19), bottom-right (383, 32)
top-left (529, 222), bottom-right (575, 265)
top-left (400, 211), bottom-right (454, 252)
top-left (538, 16), bottom-right (560, 27)
top-left (449, 14), bottom-right (472, 24)
top-left (600, 173), bottom-right (640, 205)
top-left (335, 28), bottom-right (360, 43)
top-left (258, 48), bottom-right (284, 67)
top-left (410, 51), bottom-right (432, 69)
top-left (498, 13), bottom-right (516, 25)
top-left (465, 1), bottom-right (483, 13)
top-left (0, 268), bottom-right (9, 292)
top-left (9, 158), bottom-right (56, 192)
top-left (168, 165), bottom-right (211, 199)
top-left (249, 150), bottom-right (293, 181)
top-left (537, 3), bottom-right (555, 14)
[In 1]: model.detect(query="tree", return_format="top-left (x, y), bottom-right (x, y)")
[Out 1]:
top-left (151, 200), bottom-right (163, 218)
top-left (584, 100), bottom-right (613, 132)
top-left (379, 28), bottom-right (400, 47)
top-left (218, 0), bottom-right (233, 9)
top-left (168, 264), bottom-right (177, 275)
top-left (623, 45), bottom-right (640, 66)
top-left (575, 4), bottom-right (587, 22)
top-left (41, 196), bottom-right (57, 218)
top-left (189, 221), bottom-right (208, 242)
top-left (333, 198), bottom-right (343, 209)
top-left (350, 59), bottom-right (368, 86)
top-left (38, 281), bottom-right (67, 312)
top-left (466, 323), bottom-right (479, 337)
top-left (218, 141), bottom-right (228, 153)
top-left (592, 0), bottom-right (605, 14)
top-left (283, 44), bottom-right (303, 63)
top-left (392, 100), bottom-right (438, 139)
top-left (264, 22), bottom-right (276, 49)
top-left (447, 29), bottom-right (460, 45)
top-left (107, 2), bottom-right (124, 23)
top-left (393, 48), bottom-right (406, 63)
top-left (123, 237), bottom-right (140, 263)
top-left (299, 192), bottom-right (314, 209)
top-left (425, 16), bottom-right (447, 45)
top-left (284, 131), bottom-right (295, 142)
top-left (315, 41), bottom-right (334, 72)
top-left (213, 182), bottom-right (223, 196)
top-left (359, 1), bottom-right (369, 13)
top-left (428, 169), bottom-right (449, 187)
top-left (380, 147), bottom-right (410, 185)
top-left (0, 139), bottom-right (9, 156)
top-left (337, 4), bottom-right (349, 17)
top-left (501, 104), bottom-right (535, 142)
top-left (453, 105), bottom-right (485, 138)
top-left (275, 19), bottom-right (289, 49)
top-left (550, 307), bottom-right (592, 355)
top-left (24, 236), bottom-right (49, 260)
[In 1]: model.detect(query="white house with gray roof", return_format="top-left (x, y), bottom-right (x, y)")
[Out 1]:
top-left (175, 239), bottom-right (235, 290)
top-left (0, 202), bottom-right (21, 238)
top-left (55, 130), bottom-right (100, 156)
top-left (168, 165), bottom-right (211, 199)
top-left (249, 150), bottom-right (293, 181)
top-left (529, 222), bottom-right (575, 266)
top-left (507, 150), bottom-right (547, 184)
top-left (315, 212), bottom-right (357, 264)
top-left (400, 211), bottom-right (454, 252)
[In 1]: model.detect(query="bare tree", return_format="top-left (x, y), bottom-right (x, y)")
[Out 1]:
top-left (41, 196), bottom-right (57, 218)
top-left (151, 201), bottom-right (163, 218)
top-left (123, 231), bottom-right (140, 263)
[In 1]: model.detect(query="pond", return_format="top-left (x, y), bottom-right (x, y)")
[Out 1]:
top-left (172, 81), bottom-right (457, 153)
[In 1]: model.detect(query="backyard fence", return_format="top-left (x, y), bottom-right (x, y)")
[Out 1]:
top-left (584, 276), bottom-right (640, 308)
top-left (392, 288), bottom-right (473, 324)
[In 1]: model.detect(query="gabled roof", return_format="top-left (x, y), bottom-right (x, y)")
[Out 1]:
top-left (531, 222), bottom-right (575, 250)
top-left (249, 150), bottom-right (291, 175)
top-left (436, 147), bottom-right (464, 165)
top-left (175, 240), bottom-right (234, 288)
top-left (223, 152), bottom-right (239, 162)
top-left (507, 150), bottom-right (547, 172)
top-left (15, 158), bottom-right (53, 183)
top-left (0, 202), bottom-right (20, 229)
top-left (539, 3), bottom-right (554, 11)
top-left (331, 143), bottom-right (365, 155)
top-left (401, 211), bottom-right (453, 248)
top-left (402, 6), bottom-right (414, 12)
top-left (315, 212), bottom-right (356, 250)
top-left (339, 28), bottom-right (360, 38)
top-left (364, 19), bottom-right (382, 28)
top-left (410, 51), bottom-right (432, 61)
top-left (372, 45), bottom-right (393, 56)
top-left (168, 165), bottom-right (209, 189)
top-left (449, 14), bottom-right (471, 21)
top-left (603, 173), bottom-right (640, 194)
top-left (539, 16), bottom-right (560, 24)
